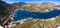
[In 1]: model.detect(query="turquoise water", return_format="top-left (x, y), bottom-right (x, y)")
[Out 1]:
top-left (13, 9), bottom-right (60, 21)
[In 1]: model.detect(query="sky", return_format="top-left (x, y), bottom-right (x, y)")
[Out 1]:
top-left (2, 0), bottom-right (60, 4)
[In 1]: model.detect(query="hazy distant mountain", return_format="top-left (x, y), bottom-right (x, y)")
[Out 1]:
top-left (41, 2), bottom-right (55, 6)
top-left (10, 2), bottom-right (26, 9)
top-left (13, 2), bottom-right (26, 5)
top-left (56, 5), bottom-right (60, 7)
top-left (14, 2), bottom-right (26, 4)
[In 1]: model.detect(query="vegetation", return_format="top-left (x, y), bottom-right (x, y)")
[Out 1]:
top-left (0, 0), bottom-right (10, 26)
top-left (11, 16), bottom-right (60, 28)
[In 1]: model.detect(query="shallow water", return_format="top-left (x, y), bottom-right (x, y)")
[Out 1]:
top-left (13, 9), bottom-right (60, 21)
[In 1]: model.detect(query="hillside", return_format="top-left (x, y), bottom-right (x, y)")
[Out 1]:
top-left (11, 2), bottom-right (60, 12)
top-left (0, 0), bottom-right (12, 26)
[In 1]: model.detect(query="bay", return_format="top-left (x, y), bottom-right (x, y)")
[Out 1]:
top-left (13, 9), bottom-right (60, 21)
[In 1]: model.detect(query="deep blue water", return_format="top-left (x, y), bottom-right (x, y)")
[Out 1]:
top-left (13, 9), bottom-right (60, 21)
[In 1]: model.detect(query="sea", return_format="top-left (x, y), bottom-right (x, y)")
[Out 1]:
top-left (13, 9), bottom-right (60, 21)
